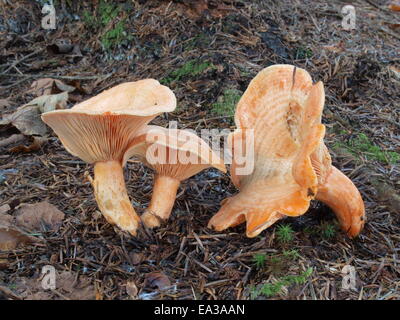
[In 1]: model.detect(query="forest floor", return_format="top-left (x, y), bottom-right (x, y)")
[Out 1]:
top-left (0, 0), bottom-right (399, 300)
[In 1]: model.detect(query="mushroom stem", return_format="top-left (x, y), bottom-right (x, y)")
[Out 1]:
top-left (92, 160), bottom-right (140, 235)
top-left (316, 166), bottom-right (365, 238)
top-left (141, 175), bottom-right (180, 228)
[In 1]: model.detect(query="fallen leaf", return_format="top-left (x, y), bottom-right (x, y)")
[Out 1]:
top-left (389, 65), bottom-right (400, 80)
top-left (9, 136), bottom-right (48, 153)
top-left (0, 106), bottom-right (47, 136)
top-left (28, 92), bottom-right (68, 113)
top-left (176, 0), bottom-right (233, 20)
top-left (0, 213), bottom-right (14, 226)
top-left (14, 201), bottom-right (65, 233)
top-left (0, 99), bottom-right (11, 111)
top-left (0, 205), bottom-right (10, 215)
top-left (129, 252), bottom-right (143, 265)
top-left (144, 271), bottom-right (171, 290)
top-left (54, 271), bottom-right (95, 300)
top-left (126, 281), bottom-right (138, 299)
top-left (28, 78), bottom-right (75, 96)
top-left (0, 259), bottom-right (9, 270)
top-left (6, 271), bottom-right (95, 300)
top-left (0, 92), bottom-right (68, 137)
top-left (323, 42), bottom-right (345, 53)
top-left (0, 225), bottom-right (33, 251)
top-left (0, 212), bottom-right (40, 251)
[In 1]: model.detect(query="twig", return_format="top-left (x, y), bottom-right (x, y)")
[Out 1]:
top-left (1, 49), bottom-right (44, 75)
top-left (0, 73), bottom-right (113, 81)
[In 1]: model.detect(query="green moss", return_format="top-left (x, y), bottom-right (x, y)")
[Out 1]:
top-left (334, 133), bottom-right (400, 165)
top-left (161, 60), bottom-right (216, 84)
top-left (320, 222), bottom-right (337, 239)
top-left (82, 1), bottom-right (131, 51)
top-left (211, 88), bottom-right (242, 118)
top-left (253, 253), bottom-right (267, 269)
top-left (253, 249), bottom-right (301, 276)
top-left (101, 20), bottom-right (130, 51)
top-left (250, 268), bottom-right (313, 299)
top-left (98, 1), bottom-right (120, 25)
top-left (296, 46), bottom-right (313, 59)
top-left (282, 249), bottom-right (300, 260)
top-left (276, 224), bottom-right (295, 244)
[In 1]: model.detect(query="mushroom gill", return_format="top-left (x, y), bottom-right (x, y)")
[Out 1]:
top-left (42, 80), bottom-right (176, 235)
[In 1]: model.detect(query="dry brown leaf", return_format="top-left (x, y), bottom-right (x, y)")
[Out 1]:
top-left (0, 225), bottom-right (33, 251)
top-left (54, 271), bottom-right (95, 300)
top-left (9, 136), bottom-right (48, 153)
top-left (0, 259), bottom-right (9, 270)
top-left (126, 281), bottom-right (138, 299)
top-left (144, 271), bottom-right (171, 290)
top-left (0, 105), bottom-right (47, 136)
top-left (0, 92), bottom-right (68, 137)
top-left (0, 99), bottom-right (11, 111)
top-left (28, 78), bottom-right (75, 96)
top-left (0, 204), bottom-right (11, 215)
top-left (129, 252), bottom-right (143, 265)
top-left (389, 65), bottom-right (400, 80)
top-left (6, 271), bottom-right (95, 300)
top-left (0, 213), bottom-right (14, 226)
top-left (14, 201), bottom-right (65, 233)
top-left (323, 42), bottom-right (345, 53)
top-left (0, 212), bottom-right (40, 251)
top-left (27, 92), bottom-right (68, 113)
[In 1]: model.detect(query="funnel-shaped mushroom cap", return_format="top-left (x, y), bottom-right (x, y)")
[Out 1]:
top-left (209, 65), bottom-right (325, 237)
top-left (125, 125), bottom-right (226, 179)
top-left (209, 64), bottom-right (365, 238)
top-left (42, 80), bottom-right (176, 164)
top-left (209, 65), bottom-right (327, 237)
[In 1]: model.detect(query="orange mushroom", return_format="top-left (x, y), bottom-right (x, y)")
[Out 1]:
top-left (311, 142), bottom-right (365, 237)
top-left (124, 125), bottom-right (226, 228)
top-left (208, 64), bottom-right (365, 238)
top-left (41, 80), bottom-right (176, 235)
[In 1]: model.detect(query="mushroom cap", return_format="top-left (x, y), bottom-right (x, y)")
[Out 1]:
top-left (209, 64), bottom-right (326, 237)
top-left (41, 80), bottom-right (176, 164)
top-left (124, 125), bottom-right (226, 180)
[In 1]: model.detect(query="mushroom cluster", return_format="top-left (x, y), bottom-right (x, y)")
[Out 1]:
top-left (42, 66), bottom-right (365, 240)
top-left (208, 65), bottom-right (365, 238)
top-left (42, 79), bottom-right (225, 236)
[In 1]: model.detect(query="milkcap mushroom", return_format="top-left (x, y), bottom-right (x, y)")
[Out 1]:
top-left (124, 125), bottom-right (226, 228)
top-left (311, 142), bottom-right (365, 237)
top-left (208, 64), bottom-right (365, 238)
top-left (41, 80), bottom-right (176, 235)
